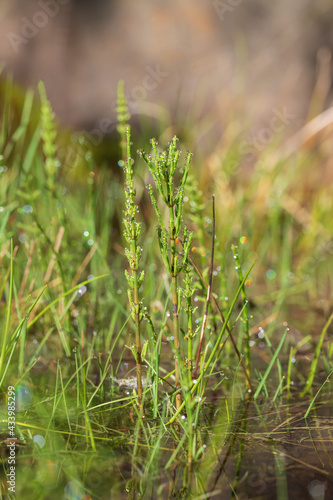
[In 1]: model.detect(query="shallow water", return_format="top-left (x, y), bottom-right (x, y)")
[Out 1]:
top-left (1, 371), bottom-right (333, 500)
top-left (1, 315), bottom-right (332, 500)
top-left (206, 398), bottom-right (333, 500)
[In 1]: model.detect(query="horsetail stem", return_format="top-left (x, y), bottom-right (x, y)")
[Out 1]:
top-left (117, 84), bottom-right (144, 408)
top-left (140, 137), bottom-right (192, 410)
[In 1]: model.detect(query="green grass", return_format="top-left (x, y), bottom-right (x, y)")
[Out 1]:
top-left (0, 77), bottom-right (332, 499)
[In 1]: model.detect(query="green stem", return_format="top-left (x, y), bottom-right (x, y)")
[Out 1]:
top-left (170, 204), bottom-right (181, 410)
top-left (187, 295), bottom-right (193, 387)
top-left (133, 262), bottom-right (143, 406)
top-left (171, 272), bottom-right (181, 410)
top-left (167, 261), bottom-right (255, 424)
top-left (232, 244), bottom-right (250, 377)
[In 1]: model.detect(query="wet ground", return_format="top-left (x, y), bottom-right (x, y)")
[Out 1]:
top-left (1, 341), bottom-right (333, 500)
top-left (207, 398), bottom-right (333, 500)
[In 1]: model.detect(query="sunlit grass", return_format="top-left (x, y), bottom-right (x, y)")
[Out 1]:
top-left (0, 76), bottom-right (332, 498)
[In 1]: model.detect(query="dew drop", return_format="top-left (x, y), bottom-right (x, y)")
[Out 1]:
top-left (266, 269), bottom-right (277, 280)
top-left (22, 205), bottom-right (33, 214)
top-left (18, 233), bottom-right (28, 243)
top-left (34, 435), bottom-right (46, 449)
top-left (77, 285), bottom-right (87, 296)
top-left (15, 386), bottom-right (32, 412)
top-left (258, 330), bottom-right (265, 339)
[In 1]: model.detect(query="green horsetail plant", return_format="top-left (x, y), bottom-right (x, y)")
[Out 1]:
top-left (117, 83), bottom-right (145, 408)
top-left (121, 126), bottom-right (145, 407)
top-left (38, 81), bottom-right (58, 194)
top-left (140, 137), bottom-right (193, 410)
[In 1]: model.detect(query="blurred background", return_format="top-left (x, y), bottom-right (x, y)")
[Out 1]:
top-left (1, 0), bottom-right (333, 150)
